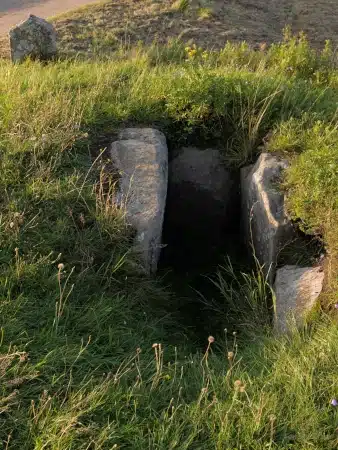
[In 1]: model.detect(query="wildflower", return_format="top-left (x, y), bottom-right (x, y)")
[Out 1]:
top-left (331, 399), bottom-right (338, 407)
top-left (234, 380), bottom-right (242, 389)
top-left (208, 336), bottom-right (215, 344)
top-left (334, 304), bottom-right (338, 309)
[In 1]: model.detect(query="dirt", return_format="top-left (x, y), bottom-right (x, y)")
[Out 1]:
top-left (1, 0), bottom-right (337, 59)
top-left (0, 0), bottom-right (99, 33)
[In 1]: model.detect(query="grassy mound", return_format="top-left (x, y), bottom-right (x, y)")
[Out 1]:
top-left (0, 31), bottom-right (338, 448)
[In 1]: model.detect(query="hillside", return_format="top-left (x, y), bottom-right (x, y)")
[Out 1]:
top-left (1, 0), bottom-right (338, 58)
top-left (0, 1), bottom-right (338, 449)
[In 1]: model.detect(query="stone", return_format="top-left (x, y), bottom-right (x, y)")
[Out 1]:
top-left (9, 15), bottom-right (57, 63)
top-left (241, 153), bottom-right (293, 282)
top-left (110, 128), bottom-right (168, 274)
top-left (170, 147), bottom-right (233, 202)
top-left (274, 265), bottom-right (324, 333)
top-left (162, 147), bottom-right (237, 270)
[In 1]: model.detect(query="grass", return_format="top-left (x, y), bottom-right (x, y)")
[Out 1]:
top-left (1, 16), bottom-right (338, 450)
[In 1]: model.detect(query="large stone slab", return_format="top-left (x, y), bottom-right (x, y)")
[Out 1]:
top-left (274, 265), bottom-right (324, 333)
top-left (241, 153), bottom-right (293, 281)
top-left (110, 128), bottom-right (168, 274)
top-left (9, 15), bottom-right (57, 63)
top-left (163, 147), bottom-right (237, 270)
top-left (170, 147), bottom-right (233, 203)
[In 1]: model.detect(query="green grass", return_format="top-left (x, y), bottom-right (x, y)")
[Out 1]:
top-left (1, 33), bottom-right (338, 448)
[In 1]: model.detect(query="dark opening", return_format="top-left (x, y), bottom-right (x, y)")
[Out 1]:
top-left (158, 156), bottom-right (249, 342)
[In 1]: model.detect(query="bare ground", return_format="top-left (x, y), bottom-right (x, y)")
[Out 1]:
top-left (0, 0), bottom-right (337, 58)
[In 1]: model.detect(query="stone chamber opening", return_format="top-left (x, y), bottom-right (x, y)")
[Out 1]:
top-left (158, 146), bottom-right (251, 342)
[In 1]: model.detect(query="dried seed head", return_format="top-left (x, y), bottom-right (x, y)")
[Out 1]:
top-left (227, 351), bottom-right (234, 360)
top-left (58, 263), bottom-right (64, 271)
top-left (208, 336), bottom-right (215, 344)
top-left (234, 380), bottom-right (242, 388)
top-left (19, 352), bottom-right (28, 363)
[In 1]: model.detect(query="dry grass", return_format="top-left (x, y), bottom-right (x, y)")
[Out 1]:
top-left (1, 0), bottom-right (338, 59)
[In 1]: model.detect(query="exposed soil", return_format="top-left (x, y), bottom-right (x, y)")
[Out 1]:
top-left (0, 0), bottom-right (337, 59)
top-left (0, 0), bottom-right (98, 31)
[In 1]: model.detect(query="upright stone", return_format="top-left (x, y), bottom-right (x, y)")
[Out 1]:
top-left (110, 128), bottom-right (168, 274)
top-left (274, 265), bottom-right (324, 333)
top-left (9, 15), bottom-right (57, 63)
top-left (241, 153), bottom-right (293, 281)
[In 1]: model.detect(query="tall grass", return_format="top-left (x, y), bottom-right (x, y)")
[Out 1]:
top-left (1, 35), bottom-right (338, 447)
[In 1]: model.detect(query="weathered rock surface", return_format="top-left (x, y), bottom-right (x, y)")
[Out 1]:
top-left (162, 147), bottom-right (237, 270)
top-left (9, 15), bottom-right (57, 63)
top-left (274, 265), bottom-right (324, 333)
top-left (170, 147), bottom-right (233, 203)
top-left (241, 153), bottom-right (293, 281)
top-left (110, 128), bottom-right (168, 274)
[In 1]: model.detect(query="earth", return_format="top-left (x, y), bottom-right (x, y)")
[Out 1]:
top-left (0, 0), bottom-right (97, 34)
top-left (0, 0), bottom-right (337, 59)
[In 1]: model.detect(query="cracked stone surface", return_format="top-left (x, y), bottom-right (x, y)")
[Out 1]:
top-left (274, 265), bottom-right (324, 333)
top-left (9, 14), bottom-right (57, 62)
top-left (241, 153), bottom-right (293, 282)
top-left (110, 128), bottom-right (168, 274)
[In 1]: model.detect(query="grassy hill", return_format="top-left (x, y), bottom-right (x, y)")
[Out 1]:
top-left (0, 1), bottom-right (338, 448)
top-left (1, 0), bottom-right (338, 58)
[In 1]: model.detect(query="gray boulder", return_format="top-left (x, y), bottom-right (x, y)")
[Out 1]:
top-left (274, 265), bottom-right (324, 333)
top-left (9, 15), bottom-right (57, 63)
top-left (110, 128), bottom-right (168, 274)
top-left (241, 153), bottom-right (293, 282)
